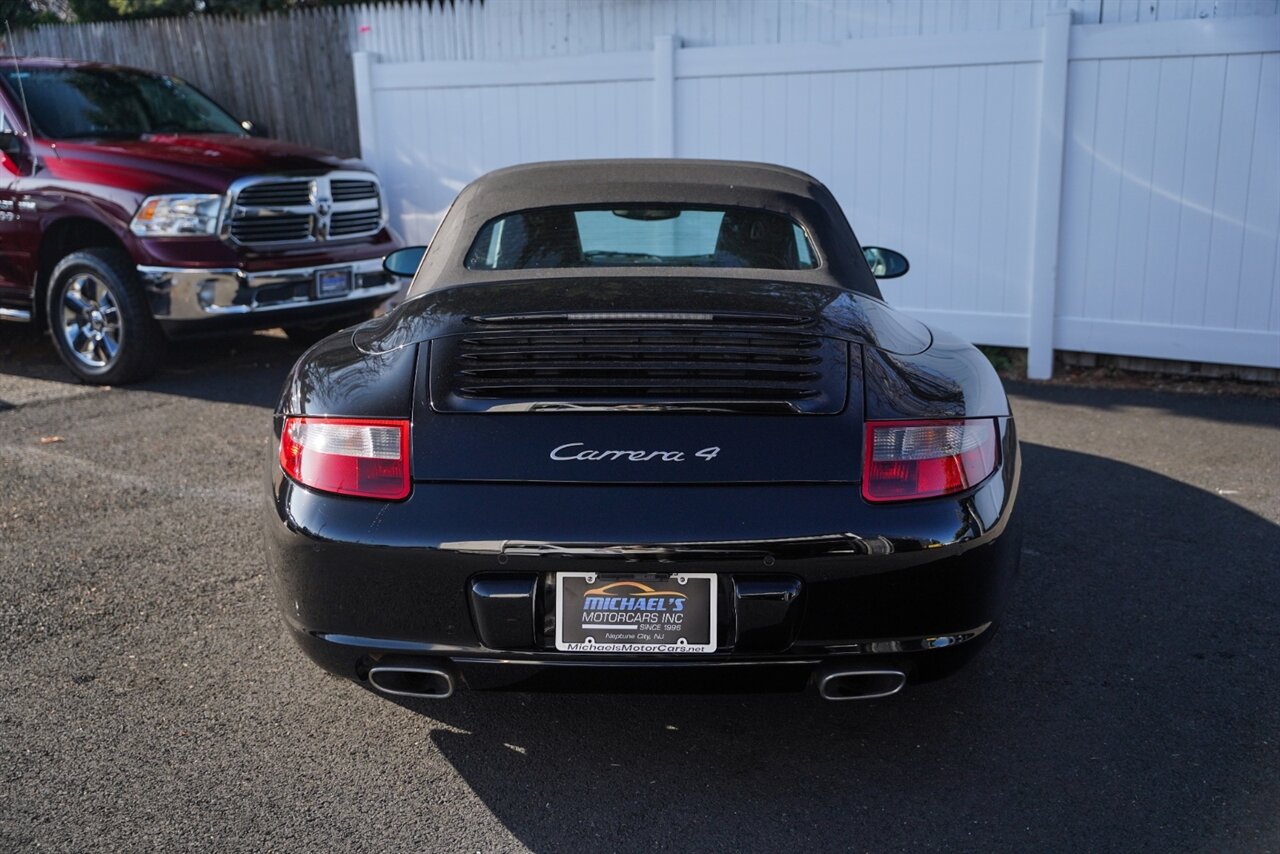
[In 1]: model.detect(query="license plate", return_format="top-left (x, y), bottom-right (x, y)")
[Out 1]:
top-left (554, 572), bottom-right (717, 653)
top-left (314, 267), bottom-right (353, 299)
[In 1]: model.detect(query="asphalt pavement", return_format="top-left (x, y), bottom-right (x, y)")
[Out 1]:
top-left (2, 325), bottom-right (1278, 853)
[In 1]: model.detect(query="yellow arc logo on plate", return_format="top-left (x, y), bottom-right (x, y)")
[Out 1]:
top-left (583, 580), bottom-right (687, 599)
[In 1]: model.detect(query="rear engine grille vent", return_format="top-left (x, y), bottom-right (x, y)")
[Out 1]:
top-left (431, 328), bottom-right (848, 414)
top-left (473, 311), bottom-right (813, 326)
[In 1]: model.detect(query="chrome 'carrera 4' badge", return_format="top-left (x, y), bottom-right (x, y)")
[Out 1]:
top-left (549, 442), bottom-right (721, 463)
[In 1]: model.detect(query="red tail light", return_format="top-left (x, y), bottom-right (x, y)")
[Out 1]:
top-left (862, 418), bottom-right (999, 503)
top-left (279, 417), bottom-right (410, 500)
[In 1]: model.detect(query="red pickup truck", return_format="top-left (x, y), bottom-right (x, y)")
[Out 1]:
top-left (0, 57), bottom-right (401, 384)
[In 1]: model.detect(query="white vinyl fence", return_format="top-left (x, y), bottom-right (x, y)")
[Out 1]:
top-left (345, 0), bottom-right (1280, 62)
top-left (354, 15), bottom-right (1280, 377)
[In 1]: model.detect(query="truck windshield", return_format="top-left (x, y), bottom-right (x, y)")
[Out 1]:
top-left (1, 66), bottom-right (246, 140)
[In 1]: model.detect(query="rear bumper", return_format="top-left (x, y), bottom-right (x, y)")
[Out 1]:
top-left (264, 419), bottom-right (1021, 694)
top-left (138, 256), bottom-right (400, 329)
top-left (290, 622), bottom-right (1000, 695)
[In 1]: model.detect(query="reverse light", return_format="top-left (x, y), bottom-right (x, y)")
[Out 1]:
top-left (130, 194), bottom-right (223, 236)
top-left (279, 417), bottom-right (410, 500)
top-left (862, 418), bottom-right (999, 503)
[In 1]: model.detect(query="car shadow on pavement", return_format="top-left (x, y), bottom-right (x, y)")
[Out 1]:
top-left (0, 324), bottom-right (302, 409)
top-left (379, 442), bottom-right (1280, 851)
top-left (1005, 379), bottom-right (1280, 429)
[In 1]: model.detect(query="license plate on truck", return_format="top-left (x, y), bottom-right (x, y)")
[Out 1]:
top-left (554, 573), bottom-right (717, 653)
top-left (314, 267), bottom-right (353, 299)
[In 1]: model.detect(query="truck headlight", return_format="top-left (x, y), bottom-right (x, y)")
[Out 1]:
top-left (130, 194), bottom-right (223, 236)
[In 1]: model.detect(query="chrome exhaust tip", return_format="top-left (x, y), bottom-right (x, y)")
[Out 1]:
top-left (367, 666), bottom-right (454, 699)
top-left (817, 669), bottom-right (907, 701)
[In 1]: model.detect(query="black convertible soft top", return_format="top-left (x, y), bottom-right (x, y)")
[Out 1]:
top-left (407, 159), bottom-right (882, 299)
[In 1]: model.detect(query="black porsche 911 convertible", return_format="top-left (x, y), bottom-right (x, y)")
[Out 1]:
top-left (264, 160), bottom-right (1021, 701)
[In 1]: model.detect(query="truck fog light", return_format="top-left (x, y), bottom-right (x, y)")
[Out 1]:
top-left (198, 280), bottom-right (217, 309)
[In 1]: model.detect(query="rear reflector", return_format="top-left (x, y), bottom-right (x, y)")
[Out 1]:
top-left (279, 417), bottom-right (410, 500)
top-left (862, 418), bottom-right (998, 503)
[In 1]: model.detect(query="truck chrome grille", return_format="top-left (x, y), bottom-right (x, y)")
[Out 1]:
top-left (229, 213), bottom-right (313, 243)
top-left (432, 328), bottom-right (848, 414)
top-left (235, 181), bottom-right (311, 207)
top-left (330, 209), bottom-right (384, 237)
top-left (330, 179), bottom-right (379, 202)
top-left (226, 171), bottom-right (383, 247)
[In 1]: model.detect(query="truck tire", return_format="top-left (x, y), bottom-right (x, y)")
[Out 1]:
top-left (46, 248), bottom-right (165, 385)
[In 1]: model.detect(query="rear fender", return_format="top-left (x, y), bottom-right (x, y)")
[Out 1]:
top-left (863, 329), bottom-right (1010, 420)
top-left (275, 328), bottom-right (418, 420)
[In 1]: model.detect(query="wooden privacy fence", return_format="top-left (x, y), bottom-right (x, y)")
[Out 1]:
top-left (4, 9), bottom-right (360, 155)
top-left (354, 16), bottom-right (1280, 376)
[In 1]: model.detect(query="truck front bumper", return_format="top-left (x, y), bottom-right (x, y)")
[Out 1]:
top-left (138, 257), bottom-right (401, 331)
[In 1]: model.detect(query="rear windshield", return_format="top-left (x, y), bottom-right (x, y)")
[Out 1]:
top-left (2, 67), bottom-right (246, 140)
top-left (465, 206), bottom-right (818, 271)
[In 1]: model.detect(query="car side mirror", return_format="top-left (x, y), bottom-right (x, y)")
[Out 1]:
top-left (384, 246), bottom-right (427, 278)
top-left (863, 246), bottom-right (909, 279)
top-left (240, 119), bottom-right (270, 138)
top-left (0, 131), bottom-right (24, 157)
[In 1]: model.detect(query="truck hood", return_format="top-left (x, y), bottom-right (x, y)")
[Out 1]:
top-left (41, 133), bottom-right (360, 195)
top-left (355, 276), bottom-right (933, 356)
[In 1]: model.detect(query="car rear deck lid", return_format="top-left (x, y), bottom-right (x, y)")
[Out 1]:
top-left (353, 277), bottom-right (931, 357)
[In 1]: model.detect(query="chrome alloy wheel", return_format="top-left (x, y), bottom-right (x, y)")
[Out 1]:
top-left (60, 274), bottom-right (123, 369)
